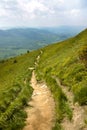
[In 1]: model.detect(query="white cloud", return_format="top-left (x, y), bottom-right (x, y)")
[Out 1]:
top-left (17, 0), bottom-right (48, 13)
top-left (15, 0), bottom-right (55, 20)
top-left (0, 8), bottom-right (7, 16)
top-left (0, 0), bottom-right (87, 27)
top-left (70, 9), bottom-right (80, 16)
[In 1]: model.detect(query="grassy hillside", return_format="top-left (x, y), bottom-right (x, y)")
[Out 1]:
top-left (36, 29), bottom-right (87, 103)
top-left (0, 50), bottom-right (40, 130)
top-left (36, 29), bottom-right (87, 129)
top-left (0, 29), bottom-right (87, 130)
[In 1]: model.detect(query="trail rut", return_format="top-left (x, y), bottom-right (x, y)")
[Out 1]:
top-left (55, 77), bottom-right (87, 130)
top-left (23, 71), bottom-right (55, 130)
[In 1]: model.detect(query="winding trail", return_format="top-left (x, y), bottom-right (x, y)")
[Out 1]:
top-left (55, 77), bottom-right (87, 130)
top-left (23, 49), bottom-right (87, 130)
top-left (23, 71), bottom-right (55, 130)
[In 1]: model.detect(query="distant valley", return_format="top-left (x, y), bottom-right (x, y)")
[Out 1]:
top-left (0, 26), bottom-right (85, 60)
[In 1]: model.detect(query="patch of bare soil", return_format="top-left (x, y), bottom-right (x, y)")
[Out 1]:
top-left (55, 77), bottom-right (87, 130)
top-left (23, 71), bottom-right (55, 130)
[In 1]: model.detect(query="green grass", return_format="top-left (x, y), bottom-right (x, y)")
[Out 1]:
top-left (43, 74), bottom-right (72, 130)
top-left (0, 50), bottom-right (40, 129)
top-left (0, 29), bottom-right (87, 129)
top-left (36, 29), bottom-right (87, 104)
top-left (36, 29), bottom-right (87, 128)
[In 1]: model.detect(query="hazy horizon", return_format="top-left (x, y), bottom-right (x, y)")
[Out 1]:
top-left (0, 25), bottom-right (86, 31)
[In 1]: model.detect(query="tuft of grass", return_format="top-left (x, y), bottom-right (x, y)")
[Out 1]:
top-left (44, 74), bottom-right (72, 129)
top-left (74, 81), bottom-right (87, 105)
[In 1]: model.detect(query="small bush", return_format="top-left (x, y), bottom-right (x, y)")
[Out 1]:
top-left (13, 59), bottom-right (17, 64)
top-left (27, 50), bottom-right (30, 53)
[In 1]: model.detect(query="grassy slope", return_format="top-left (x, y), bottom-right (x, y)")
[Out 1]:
top-left (0, 50), bottom-right (40, 130)
top-left (36, 29), bottom-right (87, 129)
top-left (0, 29), bottom-right (87, 129)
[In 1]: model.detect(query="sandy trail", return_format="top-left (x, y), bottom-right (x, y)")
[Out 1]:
top-left (23, 71), bottom-right (55, 130)
top-left (55, 77), bottom-right (87, 130)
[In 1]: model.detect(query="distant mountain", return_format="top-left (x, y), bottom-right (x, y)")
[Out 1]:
top-left (0, 26), bottom-right (85, 59)
top-left (43, 26), bottom-right (86, 36)
top-left (0, 28), bottom-right (60, 48)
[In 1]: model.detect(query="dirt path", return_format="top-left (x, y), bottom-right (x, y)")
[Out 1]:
top-left (55, 77), bottom-right (87, 130)
top-left (23, 71), bottom-right (55, 130)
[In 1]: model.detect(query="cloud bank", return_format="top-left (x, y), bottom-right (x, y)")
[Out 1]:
top-left (0, 0), bottom-right (87, 28)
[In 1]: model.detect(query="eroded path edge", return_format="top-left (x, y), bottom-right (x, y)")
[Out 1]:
top-left (23, 71), bottom-right (55, 130)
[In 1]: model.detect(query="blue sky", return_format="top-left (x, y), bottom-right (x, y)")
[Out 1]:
top-left (0, 0), bottom-right (87, 28)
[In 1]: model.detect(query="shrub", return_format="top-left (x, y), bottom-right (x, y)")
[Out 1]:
top-left (27, 50), bottom-right (30, 53)
top-left (13, 59), bottom-right (17, 64)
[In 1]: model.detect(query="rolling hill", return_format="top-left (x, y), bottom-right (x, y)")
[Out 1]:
top-left (0, 28), bottom-right (63, 60)
top-left (0, 29), bottom-right (87, 130)
top-left (0, 26), bottom-right (84, 60)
